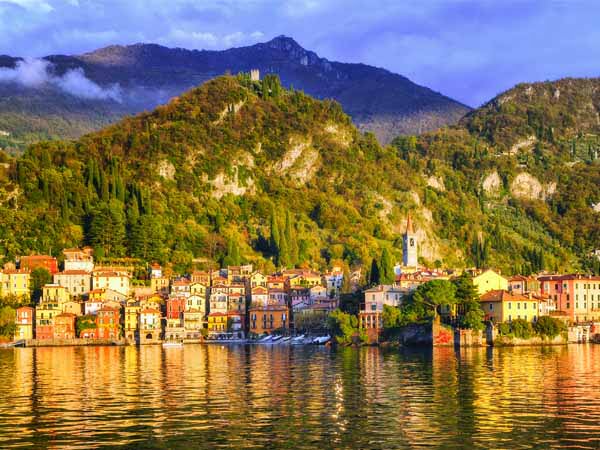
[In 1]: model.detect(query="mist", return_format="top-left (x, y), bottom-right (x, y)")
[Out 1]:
top-left (0, 58), bottom-right (122, 102)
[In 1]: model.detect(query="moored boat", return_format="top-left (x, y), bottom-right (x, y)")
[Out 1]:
top-left (162, 341), bottom-right (184, 348)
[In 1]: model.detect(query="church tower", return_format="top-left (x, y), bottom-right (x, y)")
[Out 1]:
top-left (402, 213), bottom-right (418, 267)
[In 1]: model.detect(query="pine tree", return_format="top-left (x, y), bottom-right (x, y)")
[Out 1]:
top-left (270, 208), bottom-right (280, 264)
top-left (378, 248), bottom-right (395, 284)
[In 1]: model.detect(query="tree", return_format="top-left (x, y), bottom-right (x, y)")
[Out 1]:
top-left (30, 267), bottom-right (52, 304)
top-left (129, 214), bottom-right (166, 261)
top-left (382, 304), bottom-right (402, 329)
top-left (327, 309), bottom-right (360, 345)
top-left (378, 248), bottom-right (395, 284)
top-left (412, 280), bottom-right (457, 318)
top-left (88, 200), bottom-right (126, 256)
top-left (341, 266), bottom-right (352, 294)
top-left (76, 315), bottom-right (96, 336)
top-left (0, 306), bottom-right (16, 339)
top-left (269, 208), bottom-right (280, 264)
top-left (369, 257), bottom-right (380, 285)
top-left (534, 316), bottom-right (567, 338)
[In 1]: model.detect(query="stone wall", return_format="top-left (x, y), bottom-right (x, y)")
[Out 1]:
top-left (26, 338), bottom-right (125, 347)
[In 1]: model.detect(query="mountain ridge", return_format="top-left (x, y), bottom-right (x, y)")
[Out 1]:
top-left (0, 35), bottom-right (469, 150)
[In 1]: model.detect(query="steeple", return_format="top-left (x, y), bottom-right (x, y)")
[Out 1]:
top-left (406, 213), bottom-right (415, 235)
top-left (402, 213), bottom-right (418, 267)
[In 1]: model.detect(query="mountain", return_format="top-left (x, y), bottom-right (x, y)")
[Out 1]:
top-left (0, 74), bottom-right (598, 277)
top-left (0, 36), bottom-right (469, 151)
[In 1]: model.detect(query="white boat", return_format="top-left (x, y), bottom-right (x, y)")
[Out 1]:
top-left (162, 341), bottom-right (184, 348)
top-left (314, 335), bottom-right (331, 345)
top-left (257, 335), bottom-right (273, 343)
top-left (269, 335), bottom-right (283, 343)
top-left (279, 336), bottom-right (292, 343)
top-left (291, 335), bottom-right (305, 345)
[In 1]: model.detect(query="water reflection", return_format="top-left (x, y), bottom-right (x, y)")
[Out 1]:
top-left (1, 345), bottom-right (600, 449)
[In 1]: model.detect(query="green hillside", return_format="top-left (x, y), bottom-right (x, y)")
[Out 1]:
top-left (0, 75), bottom-right (598, 275)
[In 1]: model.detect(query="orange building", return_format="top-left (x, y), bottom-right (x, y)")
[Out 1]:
top-left (53, 313), bottom-right (77, 339)
top-left (248, 305), bottom-right (289, 335)
top-left (96, 307), bottom-right (121, 339)
top-left (20, 255), bottom-right (59, 274)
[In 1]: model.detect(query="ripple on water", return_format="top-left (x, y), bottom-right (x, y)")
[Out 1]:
top-left (1, 344), bottom-right (600, 449)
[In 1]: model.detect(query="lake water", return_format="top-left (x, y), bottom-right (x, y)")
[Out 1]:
top-left (1, 344), bottom-right (600, 449)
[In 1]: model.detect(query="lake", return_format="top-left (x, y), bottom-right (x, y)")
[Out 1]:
top-left (1, 344), bottom-right (600, 449)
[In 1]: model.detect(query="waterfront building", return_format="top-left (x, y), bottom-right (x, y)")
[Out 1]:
top-left (139, 308), bottom-right (162, 343)
top-left (479, 290), bottom-right (539, 323)
top-left (124, 302), bottom-right (140, 341)
top-left (288, 270), bottom-right (323, 288)
top-left (63, 247), bottom-right (94, 273)
top-left (183, 310), bottom-right (203, 339)
top-left (19, 255), bottom-right (58, 274)
top-left (165, 297), bottom-right (186, 340)
top-left (248, 305), bottom-right (289, 335)
top-left (359, 285), bottom-right (405, 335)
top-left (54, 270), bottom-right (92, 297)
top-left (96, 307), bottom-right (121, 340)
top-left (53, 313), bottom-right (77, 339)
top-left (207, 312), bottom-right (228, 334)
top-left (227, 311), bottom-right (245, 337)
top-left (473, 269), bottom-right (508, 295)
top-left (538, 274), bottom-right (600, 323)
top-left (15, 306), bottom-right (34, 340)
top-left (35, 303), bottom-right (61, 340)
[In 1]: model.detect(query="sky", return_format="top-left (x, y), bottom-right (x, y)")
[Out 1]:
top-left (0, 0), bottom-right (599, 106)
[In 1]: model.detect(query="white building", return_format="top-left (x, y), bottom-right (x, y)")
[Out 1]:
top-left (63, 248), bottom-right (94, 273)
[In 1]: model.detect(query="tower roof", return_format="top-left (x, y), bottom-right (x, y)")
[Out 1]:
top-left (406, 213), bottom-right (415, 234)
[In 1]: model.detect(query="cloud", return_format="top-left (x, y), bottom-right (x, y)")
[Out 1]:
top-left (1, 0), bottom-right (600, 106)
top-left (0, 58), bottom-right (122, 101)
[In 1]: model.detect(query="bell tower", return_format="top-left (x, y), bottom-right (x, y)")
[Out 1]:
top-left (402, 213), bottom-right (418, 267)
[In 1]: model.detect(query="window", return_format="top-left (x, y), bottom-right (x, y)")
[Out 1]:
top-left (489, 303), bottom-right (493, 311)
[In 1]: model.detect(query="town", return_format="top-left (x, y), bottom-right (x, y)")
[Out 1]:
top-left (0, 216), bottom-right (596, 347)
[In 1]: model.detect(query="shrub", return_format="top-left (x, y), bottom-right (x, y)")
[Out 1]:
top-left (509, 319), bottom-right (534, 339)
top-left (534, 316), bottom-right (567, 338)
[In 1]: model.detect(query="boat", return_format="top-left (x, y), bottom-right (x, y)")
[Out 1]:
top-left (279, 336), bottom-right (292, 343)
top-left (314, 335), bottom-right (331, 345)
top-left (257, 335), bottom-right (273, 343)
top-left (162, 341), bottom-right (184, 348)
top-left (291, 335), bottom-right (305, 345)
top-left (270, 335), bottom-right (283, 343)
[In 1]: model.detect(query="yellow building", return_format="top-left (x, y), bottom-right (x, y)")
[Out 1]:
top-left (207, 312), bottom-right (228, 333)
top-left (42, 284), bottom-right (70, 304)
top-left (190, 282), bottom-right (207, 297)
top-left (150, 276), bottom-right (169, 294)
top-left (124, 303), bottom-right (140, 341)
top-left (480, 290), bottom-right (539, 323)
top-left (288, 271), bottom-right (323, 288)
top-left (473, 269), bottom-right (508, 296)
top-left (1, 269), bottom-right (30, 299)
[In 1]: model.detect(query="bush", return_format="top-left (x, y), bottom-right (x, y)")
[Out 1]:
top-left (509, 319), bottom-right (534, 339)
top-left (497, 322), bottom-right (512, 336)
top-left (327, 309), bottom-right (358, 345)
top-left (534, 316), bottom-right (567, 338)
